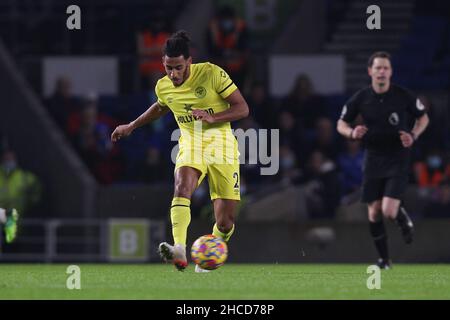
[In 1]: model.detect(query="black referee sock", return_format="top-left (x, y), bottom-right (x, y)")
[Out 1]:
top-left (369, 220), bottom-right (389, 261)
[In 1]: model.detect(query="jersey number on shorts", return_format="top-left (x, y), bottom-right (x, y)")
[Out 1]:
top-left (233, 172), bottom-right (239, 188)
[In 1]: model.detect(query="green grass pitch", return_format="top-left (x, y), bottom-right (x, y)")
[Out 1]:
top-left (0, 264), bottom-right (449, 299)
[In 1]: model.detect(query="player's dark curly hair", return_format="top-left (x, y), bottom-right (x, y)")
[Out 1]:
top-left (163, 30), bottom-right (191, 59)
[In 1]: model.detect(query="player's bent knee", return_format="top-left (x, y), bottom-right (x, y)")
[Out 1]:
top-left (382, 209), bottom-right (397, 220)
top-left (174, 183), bottom-right (194, 198)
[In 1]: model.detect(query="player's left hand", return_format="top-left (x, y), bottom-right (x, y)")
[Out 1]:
top-left (399, 130), bottom-right (414, 148)
top-left (192, 109), bottom-right (215, 124)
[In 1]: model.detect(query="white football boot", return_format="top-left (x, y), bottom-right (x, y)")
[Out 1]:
top-left (195, 264), bottom-right (211, 273)
top-left (158, 242), bottom-right (187, 271)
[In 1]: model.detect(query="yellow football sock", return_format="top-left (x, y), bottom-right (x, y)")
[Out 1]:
top-left (213, 223), bottom-right (235, 242)
top-left (170, 197), bottom-right (191, 246)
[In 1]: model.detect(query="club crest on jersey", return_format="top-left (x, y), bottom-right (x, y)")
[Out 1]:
top-left (388, 112), bottom-right (399, 126)
top-left (195, 86), bottom-right (206, 98)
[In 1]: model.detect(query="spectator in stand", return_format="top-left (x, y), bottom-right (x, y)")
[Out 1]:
top-left (306, 117), bottom-right (342, 163)
top-left (207, 5), bottom-right (249, 88)
top-left (67, 93), bottom-right (118, 138)
top-left (315, 118), bottom-right (342, 162)
top-left (136, 145), bottom-right (171, 183)
top-left (415, 146), bottom-right (450, 219)
top-left (337, 139), bottom-right (364, 196)
top-left (247, 82), bottom-right (278, 129)
top-left (137, 13), bottom-right (171, 91)
top-left (45, 76), bottom-right (80, 132)
top-left (299, 150), bottom-right (341, 219)
top-left (278, 144), bottom-right (301, 186)
top-left (278, 111), bottom-right (305, 162)
top-left (71, 95), bottom-right (124, 185)
top-left (413, 149), bottom-right (450, 188)
top-left (280, 74), bottom-right (328, 132)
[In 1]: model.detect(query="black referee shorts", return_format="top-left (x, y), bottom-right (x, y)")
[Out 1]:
top-left (361, 175), bottom-right (409, 203)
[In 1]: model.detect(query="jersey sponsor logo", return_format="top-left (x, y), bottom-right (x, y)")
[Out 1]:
top-left (195, 86), bottom-right (207, 98)
top-left (177, 108), bottom-right (215, 123)
top-left (184, 104), bottom-right (193, 112)
top-left (340, 105), bottom-right (347, 119)
top-left (388, 112), bottom-right (399, 126)
top-left (416, 99), bottom-right (425, 111)
top-left (177, 114), bottom-right (195, 123)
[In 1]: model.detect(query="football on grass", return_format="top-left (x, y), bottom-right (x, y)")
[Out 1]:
top-left (191, 234), bottom-right (228, 270)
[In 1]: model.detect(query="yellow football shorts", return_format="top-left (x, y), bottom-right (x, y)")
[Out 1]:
top-left (175, 147), bottom-right (240, 201)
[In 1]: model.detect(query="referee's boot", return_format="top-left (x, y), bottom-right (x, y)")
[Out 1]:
top-left (396, 207), bottom-right (414, 244)
top-left (376, 258), bottom-right (392, 270)
top-left (158, 242), bottom-right (188, 271)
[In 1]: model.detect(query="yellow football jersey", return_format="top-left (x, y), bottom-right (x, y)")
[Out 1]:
top-left (155, 62), bottom-right (239, 164)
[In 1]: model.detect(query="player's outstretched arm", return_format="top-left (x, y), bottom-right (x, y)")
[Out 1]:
top-left (192, 89), bottom-right (249, 124)
top-left (111, 102), bottom-right (169, 142)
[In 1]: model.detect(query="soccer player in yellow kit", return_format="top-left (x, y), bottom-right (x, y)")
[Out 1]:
top-left (111, 30), bottom-right (249, 272)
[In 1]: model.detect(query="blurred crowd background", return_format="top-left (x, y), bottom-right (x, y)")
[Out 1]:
top-left (0, 0), bottom-right (449, 228)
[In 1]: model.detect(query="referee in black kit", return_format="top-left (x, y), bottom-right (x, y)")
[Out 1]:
top-left (337, 51), bottom-right (429, 269)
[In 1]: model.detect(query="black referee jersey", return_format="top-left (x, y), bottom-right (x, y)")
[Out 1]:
top-left (340, 84), bottom-right (427, 179)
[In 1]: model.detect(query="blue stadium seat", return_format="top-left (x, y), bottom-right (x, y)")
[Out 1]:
top-left (392, 15), bottom-right (449, 90)
top-left (98, 95), bottom-right (128, 119)
top-left (410, 16), bottom-right (447, 37)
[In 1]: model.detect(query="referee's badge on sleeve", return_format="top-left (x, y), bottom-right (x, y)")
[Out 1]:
top-left (416, 99), bottom-right (425, 111)
top-left (340, 105), bottom-right (347, 118)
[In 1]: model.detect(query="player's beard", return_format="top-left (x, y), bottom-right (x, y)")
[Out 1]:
top-left (182, 67), bottom-right (190, 83)
top-left (172, 67), bottom-right (190, 86)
